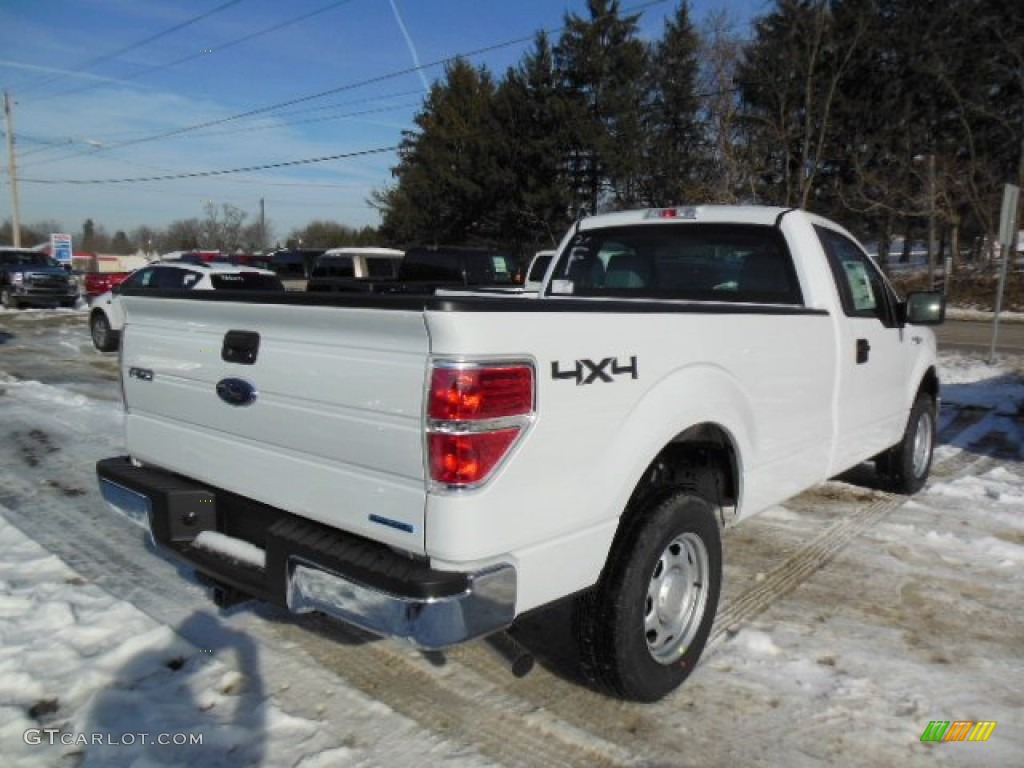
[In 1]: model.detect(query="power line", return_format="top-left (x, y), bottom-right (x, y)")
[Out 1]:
top-left (13, 34), bottom-right (534, 173)
top-left (15, 0), bottom-right (674, 173)
top-left (19, 145), bottom-right (398, 184)
top-left (13, 37), bottom-right (529, 172)
top-left (15, 0), bottom-right (245, 96)
top-left (94, 36), bottom-right (540, 151)
top-left (188, 102), bottom-right (420, 139)
top-left (21, 0), bottom-right (357, 105)
top-left (14, 90), bottom-right (421, 164)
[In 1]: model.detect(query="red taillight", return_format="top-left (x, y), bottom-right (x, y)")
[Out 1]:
top-left (427, 362), bottom-right (534, 486)
top-left (429, 365), bottom-right (532, 420)
top-left (428, 430), bottom-right (520, 485)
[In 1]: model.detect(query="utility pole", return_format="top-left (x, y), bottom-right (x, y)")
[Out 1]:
top-left (3, 90), bottom-right (22, 247)
top-left (259, 197), bottom-right (265, 253)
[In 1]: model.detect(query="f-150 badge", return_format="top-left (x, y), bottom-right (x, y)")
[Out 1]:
top-left (551, 356), bottom-right (638, 385)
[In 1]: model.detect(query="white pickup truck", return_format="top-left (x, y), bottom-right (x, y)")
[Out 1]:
top-left (97, 205), bottom-right (944, 701)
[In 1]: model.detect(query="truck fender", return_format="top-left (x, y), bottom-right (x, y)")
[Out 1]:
top-left (593, 362), bottom-right (753, 528)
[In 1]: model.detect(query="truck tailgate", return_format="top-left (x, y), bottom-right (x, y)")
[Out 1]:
top-left (119, 295), bottom-right (429, 554)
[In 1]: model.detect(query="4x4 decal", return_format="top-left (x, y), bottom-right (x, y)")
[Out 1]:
top-left (551, 356), bottom-right (638, 385)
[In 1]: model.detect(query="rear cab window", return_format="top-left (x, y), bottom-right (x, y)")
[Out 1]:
top-left (549, 223), bottom-right (803, 304)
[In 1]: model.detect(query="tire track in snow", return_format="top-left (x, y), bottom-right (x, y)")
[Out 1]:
top-left (708, 405), bottom-right (997, 649)
top-left (2, 317), bottom-right (1014, 766)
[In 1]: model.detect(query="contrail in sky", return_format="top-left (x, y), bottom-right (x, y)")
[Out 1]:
top-left (0, 59), bottom-right (128, 85)
top-left (387, 0), bottom-right (431, 94)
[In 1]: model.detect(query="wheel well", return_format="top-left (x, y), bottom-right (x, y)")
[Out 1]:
top-left (624, 424), bottom-right (738, 526)
top-left (918, 367), bottom-right (939, 404)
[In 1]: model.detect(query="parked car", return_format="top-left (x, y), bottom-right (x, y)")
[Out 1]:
top-left (267, 248), bottom-right (325, 278)
top-left (0, 247), bottom-right (80, 309)
top-left (89, 260), bottom-right (284, 351)
top-left (398, 245), bottom-right (518, 286)
top-left (304, 246), bottom-right (518, 295)
top-left (83, 271), bottom-right (131, 300)
top-left (305, 247), bottom-right (404, 292)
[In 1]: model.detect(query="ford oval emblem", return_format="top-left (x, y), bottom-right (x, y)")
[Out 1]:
top-left (216, 378), bottom-right (257, 407)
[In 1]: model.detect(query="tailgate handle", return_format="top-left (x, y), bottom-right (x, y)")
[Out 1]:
top-left (222, 330), bottom-right (260, 365)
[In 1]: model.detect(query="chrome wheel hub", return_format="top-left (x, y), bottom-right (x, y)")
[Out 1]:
top-left (645, 532), bottom-right (710, 665)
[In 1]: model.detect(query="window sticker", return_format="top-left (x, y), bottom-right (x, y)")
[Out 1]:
top-left (843, 261), bottom-right (876, 311)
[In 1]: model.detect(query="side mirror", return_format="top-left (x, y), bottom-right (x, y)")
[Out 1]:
top-left (904, 291), bottom-right (945, 325)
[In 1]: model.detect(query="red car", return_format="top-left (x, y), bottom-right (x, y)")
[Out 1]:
top-left (83, 271), bottom-right (131, 299)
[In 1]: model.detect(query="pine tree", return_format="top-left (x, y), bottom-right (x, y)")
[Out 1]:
top-left (641, 1), bottom-right (706, 206)
top-left (378, 58), bottom-right (500, 244)
top-left (554, 0), bottom-right (648, 213)
top-left (491, 32), bottom-right (575, 249)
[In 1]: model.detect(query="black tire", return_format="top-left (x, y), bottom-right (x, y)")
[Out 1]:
top-left (878, 393), bottom-right (935, 494)
top-left (90, 311), bottom-right (119, 352)
top-left (1, 287), bottom-right (21, 310)
top-left (573, 491), bottom-right (722, 702)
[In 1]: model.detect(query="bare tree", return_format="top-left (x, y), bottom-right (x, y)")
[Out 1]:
top-left (698, 10), bottom-right (749, 202)
top-left (738, 0), bottom-right (869, 208)
top-left (201, 202), bottom-right (248, 252)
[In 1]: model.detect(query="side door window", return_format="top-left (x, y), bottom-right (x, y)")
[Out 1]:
top-left (323, 257), bottom-right (355, 278)
top-left (152, 267), bottom-right (201, 290)
top-left (816, 225), bottom-right (899, 327)
top-left (120, 266), bottom-right (158, 290)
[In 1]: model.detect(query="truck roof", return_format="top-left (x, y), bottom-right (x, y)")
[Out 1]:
top-left (578, 205), bottom-right (795, 231)
top-left (321, 247), bottom-right (404, 258)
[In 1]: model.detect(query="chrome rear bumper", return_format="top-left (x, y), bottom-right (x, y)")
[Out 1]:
top-left (97, 457), bottom-right (516, 649)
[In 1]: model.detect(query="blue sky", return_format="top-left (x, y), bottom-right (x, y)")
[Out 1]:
top-left (0, 0), bottom-right (765, 245)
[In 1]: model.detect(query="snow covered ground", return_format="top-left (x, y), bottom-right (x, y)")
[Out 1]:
top-left (0, 308), bottom-right (1021, 767)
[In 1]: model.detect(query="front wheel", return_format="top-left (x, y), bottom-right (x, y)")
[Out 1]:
top-left (878, 393), bottom-right (935, 494)
top-left (573, 491), bottom-right (722, 702)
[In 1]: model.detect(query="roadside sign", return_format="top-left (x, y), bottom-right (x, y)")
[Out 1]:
top-left (998, 185), bottom-right (1020, 249)
top-left (990, 184), bottom-right (1021, 364)
top-left (51, 233), bottom-right (73, 266)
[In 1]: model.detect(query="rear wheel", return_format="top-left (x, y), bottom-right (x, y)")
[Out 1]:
top-left (574, 491), bottom-right (722, 702)
top-left (90, 311), bottom-right (118, 352)
top-left (878, 393), bottom-right (935, 494)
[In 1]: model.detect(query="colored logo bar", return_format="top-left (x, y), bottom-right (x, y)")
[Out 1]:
top-left (920, 721), bottom-right (997, 742)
